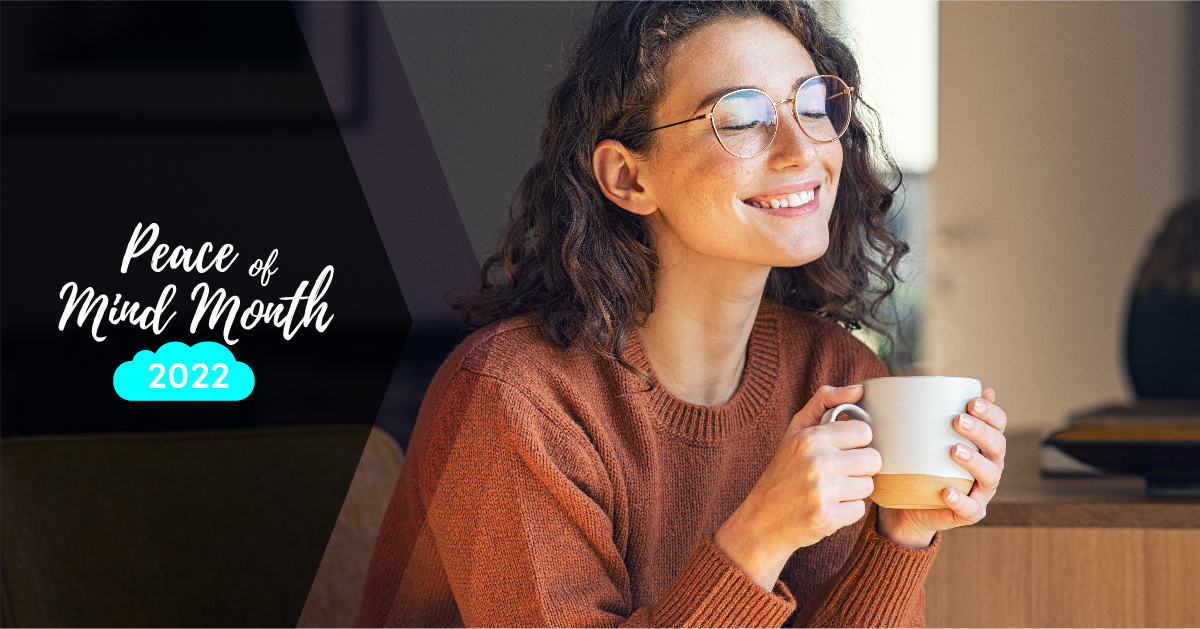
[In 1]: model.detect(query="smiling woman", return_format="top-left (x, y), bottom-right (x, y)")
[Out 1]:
top-left (356, 2), bottom-right (1008, 627)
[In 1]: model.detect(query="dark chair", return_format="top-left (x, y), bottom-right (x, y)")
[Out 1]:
top-left (0, 424), bottom-right (400, 628)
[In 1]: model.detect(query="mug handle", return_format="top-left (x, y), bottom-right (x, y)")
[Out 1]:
top-left (820, 403), bottom-right (872, 426)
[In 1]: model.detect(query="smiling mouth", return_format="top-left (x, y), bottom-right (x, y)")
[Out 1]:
top-left (742, 188), bottom-right (816, 209)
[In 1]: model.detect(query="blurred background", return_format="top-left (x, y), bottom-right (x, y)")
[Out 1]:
top-left (927, 2), bottom-right (1197, 435)
top-left (381, 0), bottom-right (1200, 440)
top-left (378, 9), bottom-right (1200, 624)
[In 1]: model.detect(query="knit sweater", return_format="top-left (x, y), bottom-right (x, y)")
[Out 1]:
top-left (355, 300), bottom-right (940, 628)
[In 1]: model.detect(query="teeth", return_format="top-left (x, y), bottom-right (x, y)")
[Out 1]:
top-left (744, 190), bottom-right (820, 210)
top-left (745, 189), bottom-right (816, 209)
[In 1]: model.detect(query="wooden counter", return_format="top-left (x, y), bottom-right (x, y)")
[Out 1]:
top-left (925, 432), bottom-right (1200, 627)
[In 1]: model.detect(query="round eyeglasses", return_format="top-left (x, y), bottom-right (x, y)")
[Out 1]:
top-left (621, 75), bottom-right (854, 158)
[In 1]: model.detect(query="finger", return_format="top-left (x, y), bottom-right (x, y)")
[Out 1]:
top-left (819, 446), bottom-right (882, 479)
top-left (968, 478), bottom-right (993, 505)
top-left (829, 498), bottom-right (868, 529)
top-left (791, 384), bottom-right (865, 430)
top-left (840, 446), bottom-right (883, 477)
top-left (837, 475), bottom-right (875, 502)
top-left (966, 396), bottom-right (1007, 433)
top-left (982, 387), bottom-right (997, 404)
top-left (812, 383), bottom-right (866, 411)
top-left (951, 442), bottom-right (1002, 494)
top-left (942, 486), bottom-right (986, 524)
top-left (796, 384), bottom-right (864, 417)
top-left (955, 413), bottom-right (1007, 465)
top-left (813, 417), bottom-right (873, 450)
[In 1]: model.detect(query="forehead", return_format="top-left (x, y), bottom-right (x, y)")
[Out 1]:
top-left (662, 16), bottom-right (818, 111)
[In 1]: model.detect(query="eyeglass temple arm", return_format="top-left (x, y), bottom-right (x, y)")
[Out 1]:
top-left (621, 113), bottom-right (713, 140)
top-left (827, 86), bottom-right (854, 100)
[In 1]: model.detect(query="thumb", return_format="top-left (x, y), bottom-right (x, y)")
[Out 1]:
top-left (789, 384), bottom-right (865, 431)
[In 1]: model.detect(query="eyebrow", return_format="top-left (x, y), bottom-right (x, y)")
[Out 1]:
top-left (693, 74), bottom-right (818, 114)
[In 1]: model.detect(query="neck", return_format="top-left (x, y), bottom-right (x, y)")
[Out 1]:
top-left (639, 233), bottom-right (770, 406)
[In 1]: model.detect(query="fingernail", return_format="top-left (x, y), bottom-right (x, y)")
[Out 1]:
top-left (946, 489), bottom-right (959, 503)
top-left (955, 444), bottom-right (972, 460)
top-left (850, 384), bottom-right (863, 390)
top-left (974, 399), bottom-right (986, 414)
top-left (958, 414), bottom-right (974, 430)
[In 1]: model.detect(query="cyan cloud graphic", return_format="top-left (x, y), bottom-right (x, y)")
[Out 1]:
top-left (114, 341), bottom-right (254, 401)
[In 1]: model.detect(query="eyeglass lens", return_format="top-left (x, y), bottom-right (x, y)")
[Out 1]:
top-left (711, 76), bottom-right (852, 157)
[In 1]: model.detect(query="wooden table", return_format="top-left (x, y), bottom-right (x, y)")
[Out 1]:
top-left (925, 432), bottom-right (1200, 627)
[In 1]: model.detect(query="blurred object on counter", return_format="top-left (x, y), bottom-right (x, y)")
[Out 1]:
top-left (1044, 401), bottom-right (1200, 498)
top-left (1047, 197), bottom-right (1200, 496)
top-left (1126, 195), bottom-right (1200, 399)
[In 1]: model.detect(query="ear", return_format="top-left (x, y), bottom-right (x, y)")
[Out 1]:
top-left (593, 139), bottom-right (658, 216)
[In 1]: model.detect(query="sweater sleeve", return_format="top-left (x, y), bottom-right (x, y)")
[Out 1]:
top-left (791, 504), bottom-right (939, 628)
top-left (417, 368), bottom-right (797, 628)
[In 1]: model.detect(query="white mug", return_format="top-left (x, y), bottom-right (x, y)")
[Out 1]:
top-left (820, 376), bottom-right (981, 509)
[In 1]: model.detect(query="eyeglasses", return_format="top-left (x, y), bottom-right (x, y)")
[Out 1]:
top-left (622, 75), bottom-right (854, 158)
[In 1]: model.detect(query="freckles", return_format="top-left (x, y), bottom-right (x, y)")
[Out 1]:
top-left (827, 144), bottom-right (845, 179)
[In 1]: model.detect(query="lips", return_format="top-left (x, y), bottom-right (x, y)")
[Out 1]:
top-left (741, 184), bottom-right (820, 215)
top-left (743, 189), bottom-right (815, 209)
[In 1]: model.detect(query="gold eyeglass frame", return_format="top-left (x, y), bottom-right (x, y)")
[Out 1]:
top-left (621, 74), bottom-right (855, 158)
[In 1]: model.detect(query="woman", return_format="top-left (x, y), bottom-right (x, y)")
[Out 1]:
top-left (357, 1), bottom-right (1008, 626)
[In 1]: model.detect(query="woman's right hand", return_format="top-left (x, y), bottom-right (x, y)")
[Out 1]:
top-left (713, 384), bottom-right (881, 591)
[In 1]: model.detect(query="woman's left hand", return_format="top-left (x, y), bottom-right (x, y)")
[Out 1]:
top-left (875, 387), bottom-right (1008, 549)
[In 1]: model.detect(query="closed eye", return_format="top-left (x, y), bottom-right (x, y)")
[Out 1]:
top-left (719, 119), bottom-right (765, 132)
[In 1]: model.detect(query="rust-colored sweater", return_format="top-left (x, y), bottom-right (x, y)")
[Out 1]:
top-left (356, 301), bottom-right (939, 627)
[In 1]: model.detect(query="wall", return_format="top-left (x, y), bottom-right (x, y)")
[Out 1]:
top-left (927, 1), bottom-right (1189, 433)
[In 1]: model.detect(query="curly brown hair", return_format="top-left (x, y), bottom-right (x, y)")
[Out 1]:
top-left (455, 0), bottom-right (908, 372)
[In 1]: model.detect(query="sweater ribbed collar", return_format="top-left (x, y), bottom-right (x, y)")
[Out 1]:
top-left (624, 300), bottom-right (781, 443)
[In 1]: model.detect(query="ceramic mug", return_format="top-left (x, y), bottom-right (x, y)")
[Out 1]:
top-left (819, 376), bottom-right (981, 509)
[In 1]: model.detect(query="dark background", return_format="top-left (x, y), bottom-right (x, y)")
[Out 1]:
top-left (295, 1), bottom-right (596, 447)
top-left (381, 1), bottom-right (595, 265)
top-left (1, 2), bottom-right (410, 438)
top-left (1, 4), bottom-right (592, 623)
top-left (0, 3), bottom-right (413, 626)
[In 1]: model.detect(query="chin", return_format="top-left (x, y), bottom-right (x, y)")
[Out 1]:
top-left (771, 254), bottom-right (825, 269)
top-left (764, 237), bottom-right (829, 268)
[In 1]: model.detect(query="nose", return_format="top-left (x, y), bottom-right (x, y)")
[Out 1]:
top-left (768, 103), bottom-right (820, 168)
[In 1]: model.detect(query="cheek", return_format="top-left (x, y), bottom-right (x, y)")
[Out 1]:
top-left (827, 143), bottom-right (845, 189)
top-left (669, 156), bottom-right (753, 218)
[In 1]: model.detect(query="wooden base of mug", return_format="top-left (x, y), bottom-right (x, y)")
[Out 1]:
top-left (871, 474), bottom-right (975, 510)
